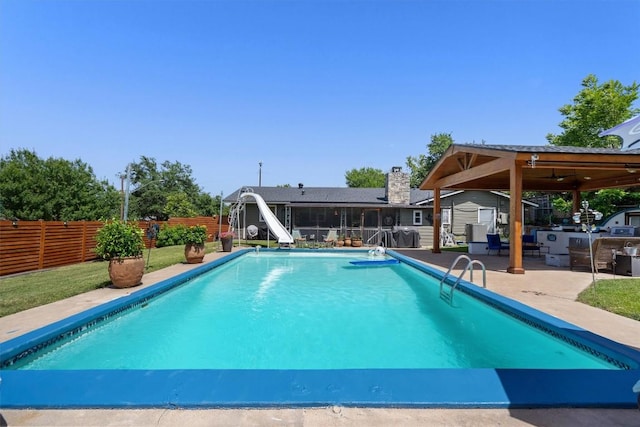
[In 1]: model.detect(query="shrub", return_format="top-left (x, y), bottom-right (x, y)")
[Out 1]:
top-left (156, 224), bottom-right (208, 247)
top-left (156, 224), bottom-right (187, 248)
top-left (184, 225), bottom-right (208, 245)
top-left (94, 220), bottom-right (145, 260)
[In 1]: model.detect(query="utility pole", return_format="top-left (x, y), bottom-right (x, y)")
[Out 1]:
top-left (218, 191), bottom-right (223, 239)
top-left (119, 172), bottom-right (126, 220)
top-left (123, 163), bottom-right (132, 222)
top-left (259, 161), bottom-right (263, 187)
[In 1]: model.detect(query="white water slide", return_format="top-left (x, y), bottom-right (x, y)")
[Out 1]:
top-left (239, 192), bottom-right (294, 244)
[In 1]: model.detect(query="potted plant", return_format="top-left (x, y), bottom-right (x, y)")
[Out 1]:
top-left (95, 220), bottom-right (145, 288)
top-left (336, 234), bottom-right (345, 247)
top-left (351, 233), bottom-right (363, 247)
top-left (183, 225), bottom-right (208, 264)
top-left (220, 231), bottom-right (235, 252)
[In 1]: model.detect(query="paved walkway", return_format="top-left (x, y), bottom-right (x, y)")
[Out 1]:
top-left (2, 248), bottom-right (640, 426)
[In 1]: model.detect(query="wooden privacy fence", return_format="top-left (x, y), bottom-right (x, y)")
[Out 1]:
top-left (0, 217), bottom-right (229, 277)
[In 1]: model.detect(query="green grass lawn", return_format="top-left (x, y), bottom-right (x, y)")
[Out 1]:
top-left (441, 245), bottom-right (469, 253)
top-left (577, 279), bottom-right (640, 321)
top-left (0, 242), bottom-right (220, 317)
top-left (2, 244), bottom-right (639, 323)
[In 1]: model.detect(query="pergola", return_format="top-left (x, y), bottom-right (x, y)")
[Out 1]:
top-left (420, 144), bottom-right (640, 274)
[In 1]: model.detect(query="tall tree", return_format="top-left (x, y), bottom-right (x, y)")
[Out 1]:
top-left (546, 74), bottom-right (639, 148)
top-left (585, 189), bottom-right (640, 220)
top-left (406, 133), bottom-right (454, 187)
top-left (163, 192), bottom-right (198, 218)
top-left (127, 156), bottom-right (205, 220)
top-left (345, 167), bottom-right (386, 188)
top-left (0, 149), bottom-right (120, 220)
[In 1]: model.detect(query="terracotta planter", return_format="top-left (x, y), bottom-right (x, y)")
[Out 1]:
top-left (108, 256), bottom-right (145, 288)
top-left (221, 238), bottom-right (233, 252)
top-left (351, 239), bottom-right (363, 247)
top-left (336, 240), bottom-right (344, 247)
top-left (344, 238), bottom-right (352, 247)
top-left (184, 243), bottom-right (206, 264)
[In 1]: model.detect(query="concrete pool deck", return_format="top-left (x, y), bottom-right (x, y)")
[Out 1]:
top-left (1, 248), bottom-right (639, 426)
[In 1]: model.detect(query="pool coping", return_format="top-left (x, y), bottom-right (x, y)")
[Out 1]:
top-left (1, 248), bottom-right (640, 409)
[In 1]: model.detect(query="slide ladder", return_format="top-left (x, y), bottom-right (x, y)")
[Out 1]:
top-left (229, 188), bottom-right (294, 245)
top-left (439, 255), bottom-right (486, 305)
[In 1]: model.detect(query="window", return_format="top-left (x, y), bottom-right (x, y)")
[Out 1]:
top-left (259, 205), bottom-right (277, 222)
top-left (413, 210), bottom-right (423, 225)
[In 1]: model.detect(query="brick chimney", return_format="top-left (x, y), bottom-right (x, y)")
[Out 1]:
top-left (385, 166), bottom-right (410, 205)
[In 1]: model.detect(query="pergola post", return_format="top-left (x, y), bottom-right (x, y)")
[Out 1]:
top-left (432, 187), bottom-right (441, 253)
top-left (507, 162), bottom-right (524, 274)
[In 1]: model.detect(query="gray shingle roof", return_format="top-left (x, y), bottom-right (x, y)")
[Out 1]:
top-left (459, 143), bottom-right (640, 155)
top-left (225, 186), bottom-right (437, 205)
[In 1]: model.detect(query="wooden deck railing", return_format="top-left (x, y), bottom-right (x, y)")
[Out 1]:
top-left (0, 217), bottom-right (229, 277)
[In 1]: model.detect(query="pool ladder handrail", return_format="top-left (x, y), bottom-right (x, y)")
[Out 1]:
top-left (439, 254), bottom-right (486, 305)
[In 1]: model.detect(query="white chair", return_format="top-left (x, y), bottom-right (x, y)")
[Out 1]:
top-left (292, 229), bottom-right (306, 245)
top-left (441, 226), bottom-right (456, 247)
top-left (322, 229), bottom-right (338, 247)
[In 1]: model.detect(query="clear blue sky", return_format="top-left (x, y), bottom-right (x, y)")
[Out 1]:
top-left (1, 0), bottom-right (638, 197)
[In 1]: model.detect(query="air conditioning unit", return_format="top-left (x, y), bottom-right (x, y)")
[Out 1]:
top-left (465, 223), bottom-right (488, 242)
top-left (498, 213), bottom-right (509, 225)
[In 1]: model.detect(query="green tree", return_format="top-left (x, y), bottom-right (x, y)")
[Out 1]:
top-left (163, 192), bottom-right (198, 218)
top-left (546, 75), bottom-right (639, 217)
top-left (193, 192), bottom-right (218, 217)
top-left (546, 74), bottom-right (639, 148)
top-left (345, 167), bottom-right (386, 188)
top-left (406, 132), bottom-right (454, 187)
top-left (127, 156), bottom-right (208, 220)
top-left (585, 189), bottom-right (640, 220)
top-left (0, 149), bottom-right (120, 220)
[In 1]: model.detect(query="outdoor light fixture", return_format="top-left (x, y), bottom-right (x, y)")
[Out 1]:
top-left (63, 221), bottom-right (68, 227)
top-left (573, 201), bottom-right (603, 287)
top-left (528, 154), bottom-right (539, 168)
top-left (12, 219), bottom-right (18, 227)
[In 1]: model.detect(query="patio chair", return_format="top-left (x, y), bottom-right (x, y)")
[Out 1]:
top-left (522, 234), bottom-right (541, 257)
top-left (487, 234), bottom-right (509, 256)
top-left (441, 226), bottom-right (456, 247)
top-left (322, 229), bottom-right (338, 247)
top-left (292, 229), bottom-right (307, 245)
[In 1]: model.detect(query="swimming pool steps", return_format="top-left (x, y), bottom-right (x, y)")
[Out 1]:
top-left (439, 254), bottom-right (486, 305)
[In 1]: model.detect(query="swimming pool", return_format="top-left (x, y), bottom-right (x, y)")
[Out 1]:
top-left (1, 249), bottom-right (640, 408)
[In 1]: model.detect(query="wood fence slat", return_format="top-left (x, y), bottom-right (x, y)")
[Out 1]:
top-left (0, 217), bottom-right (230, 276)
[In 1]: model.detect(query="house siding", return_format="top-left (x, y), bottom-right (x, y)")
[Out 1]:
top-left (441, 191), bottom-right (510, 242)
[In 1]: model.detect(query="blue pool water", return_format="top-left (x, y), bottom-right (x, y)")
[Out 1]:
top-left (2, 249), bottom-right (640, 409)
top-left (9, 252), bottom-right (618, 370)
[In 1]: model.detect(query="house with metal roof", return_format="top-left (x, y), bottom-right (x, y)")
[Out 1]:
top-left (225, 167), bottom-right (536, 248)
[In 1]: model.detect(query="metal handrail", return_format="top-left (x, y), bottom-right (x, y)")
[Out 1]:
top-left (439, 255), bottom-right (486, 305)
top-left (366, 230), bottom-right (383, 245)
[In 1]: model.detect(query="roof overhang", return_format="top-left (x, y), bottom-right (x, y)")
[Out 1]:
top-left (416, 190), bottom-right (538, 207)
top-left (286, 203), bottom-right (410, 208)
top-left (419, 144), bottom-right (640, 192)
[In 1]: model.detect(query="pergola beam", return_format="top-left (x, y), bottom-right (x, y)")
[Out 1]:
top-left (434, 157), bottom-right (512, 189)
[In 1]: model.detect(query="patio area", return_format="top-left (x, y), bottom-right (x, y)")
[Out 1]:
top-left (1, 248), bottom-right (639, 426)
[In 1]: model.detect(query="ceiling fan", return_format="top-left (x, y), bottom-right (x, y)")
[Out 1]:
top-left (543, 169), bottom-right (574, 182)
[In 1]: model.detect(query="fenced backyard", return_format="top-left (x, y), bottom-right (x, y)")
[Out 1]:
top-left (0, 217), bottom-right (229, 276)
